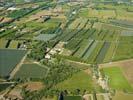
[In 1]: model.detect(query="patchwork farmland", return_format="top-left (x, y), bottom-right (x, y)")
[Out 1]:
top-left (0, 0), bottom-right (133, 100)
top-left (0, 49), bottom-right (27, 77)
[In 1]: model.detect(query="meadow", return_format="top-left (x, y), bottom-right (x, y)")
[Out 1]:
top-left (55, 71), bottom-right (94, 91)
top-left (102, 67), bottom-right (133, 92)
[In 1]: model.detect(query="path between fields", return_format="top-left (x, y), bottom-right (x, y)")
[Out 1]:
top-left (66, 59), bottom-right (91, 66)
top-left (99, 59), bottom-right (133, 68)
top-left (9, 50), bottom-right (31, 80)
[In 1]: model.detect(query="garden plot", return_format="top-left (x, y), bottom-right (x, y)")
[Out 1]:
top-left (74, 39), bottom-right (93, 58)
top-left (68, 18), bottom-right (81, 29)
top-left (110, 20), bottom-right (133, 28)
top-left (0, 49), bottom-right (27, 77)
top-left (25, 20), bottom-right (59, 31)
top-left (86, 28), bottom-right (96, 39)
top-left (98, 10), bottom-right (116, 19)
top-left (87, 9), bottom-right (115, 19)
top-left (87, 42), bottom-right (104, 63)
top-left (7, 8), bottom-right (34, 19)
top-left (71, 29), bottom-right (89, 40)
top-left (121, 30), bottom-right (133, 36)
top-left (14, 64), bottom-right (48, 79)
top-left (78, 8), bottom-right (88, 17)
top-left (103, 42), bottom-right (116, 63)
top-left (62, 29), bottom-right (81, 42)
top-left (65, 38), bottom-right (83, 50)
top-left (97, 30), bottom-right (108, 40)
top-left (82, 41), bottom-right (98, 60)
top-left (34, 34), bottom-right (56, 41)
top-left (0, 38), bottom-right (8, 48)
top-left (116, 10), bottom-right (133, 21)
top-left (8, 40), bottom-right (18, 49)
top-left (95, 42), bottom-right (110, 64)
top-left (96, 95), bottom-right (104, 100)
top-left (77, 18), bottom-right (88, 29)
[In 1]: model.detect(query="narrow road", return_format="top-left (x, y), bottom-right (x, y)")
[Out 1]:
top-left (9, 50), bottom-right (31, 80)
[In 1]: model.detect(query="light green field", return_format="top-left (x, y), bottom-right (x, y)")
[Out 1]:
top-left (79, 8), bottom-right (116, 19)
top-left (9, 40), bottom-right (18, 49)
top-left (0, 38), bottom-right (7, 48)
top-left (64, 96), bottom-right (82, 100)
top-left (113, 42), bottom-right (133, 61)
top-left (112, 92), bottom-right (133, 100)
top-left (102, 67), bottom-right (133, 92)
top-left (97, 95), bottom-right (104, 100)
top-left (55, 71), bottom-right (93, 91)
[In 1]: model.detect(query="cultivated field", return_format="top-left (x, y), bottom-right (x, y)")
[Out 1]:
top-left (102, 67), bottom-right (133, 92)
top-left (0, 49), bottom-right (27, 77)
top-left (14, 63), bottom-right (48, 79)
top-left (55, 71), bottom-right (94, 91)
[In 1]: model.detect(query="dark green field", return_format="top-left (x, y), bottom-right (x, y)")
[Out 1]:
top-left (14, 64), bottom-right (48, 79)
top-left (0, 49), bottom-right (27, 77)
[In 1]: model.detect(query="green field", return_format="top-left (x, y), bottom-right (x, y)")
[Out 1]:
top-left (113, 41), bottom-right (133, 61)
top-left (64, 96), bottom-right (82, 100)
top-left (0, 39), bottom-right (7, 48)
top-left (0, 83), bottom-right (11, 92)
top-left (14, 63), bottom-right (48, 79)
top-left (0, 49), bottom-right (27, 77)
top-left (55, 71), bottom-right (93, 91)
top-left (102, 67), bottom-right (133, 92)
top-left (112, 92), bottom-right (133, 100)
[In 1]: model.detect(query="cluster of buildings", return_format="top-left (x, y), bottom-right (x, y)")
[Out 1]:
top-left (45, 42), bottom-right (66, 59)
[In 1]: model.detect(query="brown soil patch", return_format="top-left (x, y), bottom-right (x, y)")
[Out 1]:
top-left (84, 69), bottom-right (91, 75)
top-left (0, 17), bottom-right (12, 23)
top-left (8, 87), bottom-right (22, 99)
top-left (20, 82), bottom-right (44, 91)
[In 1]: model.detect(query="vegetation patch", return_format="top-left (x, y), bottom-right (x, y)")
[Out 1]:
top-left (0, 49), bottom-right (27, 77)
top-left (14, 63), bottom-right (48, 79)
top-left (34, 34), bottom-right (56, 41)
top-left (102, 67), bottom-right (133, 92)
top-left (55, 71), bottom-right (94, 91)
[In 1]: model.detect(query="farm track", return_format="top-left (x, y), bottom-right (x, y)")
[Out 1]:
top-left (9, 50), bottom-right (31, 80)
top-left (99, 59), bottom-right (133, 68)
